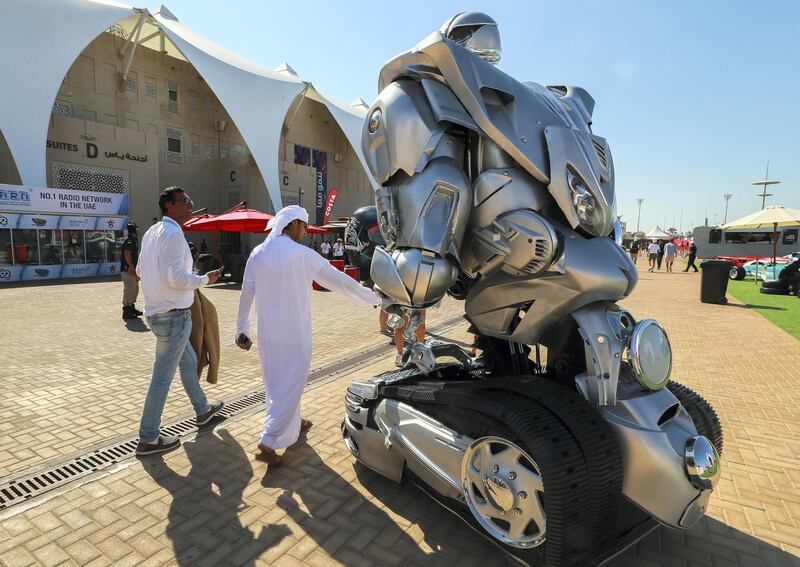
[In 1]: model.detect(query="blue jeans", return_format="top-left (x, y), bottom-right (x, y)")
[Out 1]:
top-left (138, 309), bottom-right (210, 443)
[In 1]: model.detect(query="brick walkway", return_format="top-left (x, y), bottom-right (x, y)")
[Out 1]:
top-left (1, 260), bottom-right (799, 566)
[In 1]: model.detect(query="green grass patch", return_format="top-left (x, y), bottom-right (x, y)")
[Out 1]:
top-left (727, 279), bottom-right (800, 340)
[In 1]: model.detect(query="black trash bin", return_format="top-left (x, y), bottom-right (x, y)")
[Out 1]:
top-left (700, 260), bottom-right (733, 304)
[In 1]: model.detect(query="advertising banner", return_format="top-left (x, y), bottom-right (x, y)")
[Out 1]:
top-left (0, 213), bottom-right (127, 230)
top-left (97, 262), bottom-right (121, 276)
top-left (0, 265), bottom-right (23, 283)
top-left (0, 184), bottom-right (129, 216)
top-left (60, 263), bottom-right (101, 279)
top-left (312, 150), bottom-right (327, 226)
top-left (323, 188), bottom-right (338, 225)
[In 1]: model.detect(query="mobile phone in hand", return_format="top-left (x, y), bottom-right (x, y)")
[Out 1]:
top-left (237, 333), bottom-right (251, 350)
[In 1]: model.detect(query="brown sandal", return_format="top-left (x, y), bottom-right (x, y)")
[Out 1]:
top-left (255, 444), bottom-right (283, 465)
top-left (300, 418), bottom-right (313, 432)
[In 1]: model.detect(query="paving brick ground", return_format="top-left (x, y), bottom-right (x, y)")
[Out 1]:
top-left (1, 258), bottom-right (799, 566)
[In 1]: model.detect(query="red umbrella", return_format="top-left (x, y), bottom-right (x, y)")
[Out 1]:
top-left (186, 207), bottom-right (273, 232)
top-left (184, 205), bottom-right (327, 234)
top-left (182, 213), bottom-right (216, 231)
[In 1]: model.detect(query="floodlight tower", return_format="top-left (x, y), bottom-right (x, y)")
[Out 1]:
top-left (753, 161), bottom-right (780, 209)
top-left (723, 193), bottom-right (733, 224)
top-left (636, 198), bottom-right (644, 233)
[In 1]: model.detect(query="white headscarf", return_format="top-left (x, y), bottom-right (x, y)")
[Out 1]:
top-left (265, 205), bottom-right (309, 245)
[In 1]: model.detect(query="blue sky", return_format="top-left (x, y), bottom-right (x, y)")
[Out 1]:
top-left (158, 0), bottom-right (799, 232)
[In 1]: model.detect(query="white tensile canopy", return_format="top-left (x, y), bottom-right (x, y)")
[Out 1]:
top-left (0, 0), bottom-right (136, 187)
top-left (644, 225), bottom-right (670, 240)
top-left (0, 0), bottom-right (374, 210)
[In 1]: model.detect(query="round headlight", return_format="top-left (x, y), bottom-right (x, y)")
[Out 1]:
top-left (368, 109), bottom-right (382, 134)
top-left (629, 319), bottom-right (672, 390)
top-left (566, 165), bottom-right (606, 236)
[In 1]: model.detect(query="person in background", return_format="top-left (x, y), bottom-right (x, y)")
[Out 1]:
top-left (200, 238), bottom-right (209, 254)
top-left (134, 186), bottom-right (224, 456)
top-left (684, 241), bottom-right (699, 272)
top-left (647, 240), bottom-right (659, 272)
top-left (656, 240), bottom-right (665, 271)
top-left (121, 222), bottom-right (142, 320)
top-left (394, 310), bottom-right (427, 367)
top-left (332, 238), bottom-right (345, 262)
top-left (319, 239), bottom-right (331, 259)
top-left (188, 241), bottom-right (199, 271)
top-left (663, 239), bottom-right (677, 272)
top-left (629, 240), bottom-right (640, 265)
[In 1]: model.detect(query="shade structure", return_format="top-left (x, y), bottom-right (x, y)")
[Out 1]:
top-left (182, 213), bottom-right (216, 230)
top-left (644, 225), bottom-right (671, 239)
top-left (720, 205), bottom-right (800, 282)
top-left (185, 207), bottom-right (326, 234)
top-left (186, 208), bottom-right (273, 232)
top-left (719, 205), bottom-right (800, 230)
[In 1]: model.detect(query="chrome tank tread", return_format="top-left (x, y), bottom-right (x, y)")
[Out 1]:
top-left (373, 375), bottom-right (629, 566)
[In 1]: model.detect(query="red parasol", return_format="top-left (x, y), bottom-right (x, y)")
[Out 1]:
top-left (182, 213), bottom-right (216, 230)
top-left (183, 205), bottom-right (326, 234)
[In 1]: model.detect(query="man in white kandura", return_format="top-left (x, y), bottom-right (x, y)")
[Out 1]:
top-left (235, 205), bottom-right (380, 465)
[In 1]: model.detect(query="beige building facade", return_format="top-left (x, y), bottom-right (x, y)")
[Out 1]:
top-left (0, 26), bottom-right (373, 282)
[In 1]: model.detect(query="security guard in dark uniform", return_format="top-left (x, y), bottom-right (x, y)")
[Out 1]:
top-left (121, 222), bottom-right (142, 319)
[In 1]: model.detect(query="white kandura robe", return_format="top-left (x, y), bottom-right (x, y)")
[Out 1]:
top-left (236, 235), bottom-right (380, 449)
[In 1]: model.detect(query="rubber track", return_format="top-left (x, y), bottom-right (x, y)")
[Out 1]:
top-left (382, 382), bottom-right (608, 567)
top-left (667, 381), bottom-right (724, 455)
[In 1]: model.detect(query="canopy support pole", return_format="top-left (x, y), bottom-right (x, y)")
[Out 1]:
top-left (120, 12), bottom-right (147, 82)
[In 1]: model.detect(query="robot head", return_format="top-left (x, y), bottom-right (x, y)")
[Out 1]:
top-left (441, 12), bottom-right (501, 66)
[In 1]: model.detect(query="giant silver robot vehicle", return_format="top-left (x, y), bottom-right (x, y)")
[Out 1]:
top-left (342, 12), bottom-right (723, 566)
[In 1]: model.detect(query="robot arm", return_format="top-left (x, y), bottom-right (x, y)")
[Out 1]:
top-left (363, 79), bottom-right (472, 309)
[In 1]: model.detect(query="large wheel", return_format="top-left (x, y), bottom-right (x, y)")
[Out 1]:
top-left (729, 266), bottom-right (746, 280)
top-left (667, 381), bottom-right (723, 455)
top-left (385, 377), bottom-right (624, 566)
top-left (461, 436), bottom-right (546, 549)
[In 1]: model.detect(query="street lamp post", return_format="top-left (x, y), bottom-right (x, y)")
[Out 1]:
top-left (723, 193), bottom-right (733, 224)
top-left (298, 188), bottom-right (304, 206)
top-left (636, 199), bottom-right (644, 233)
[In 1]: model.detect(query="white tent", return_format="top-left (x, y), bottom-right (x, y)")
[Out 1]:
top-left (0, 0), bottom-right (375, 210)
top-left (0, 0), bottom-right (136, 187)
top-left (644, 225), bottom-right (670, 240)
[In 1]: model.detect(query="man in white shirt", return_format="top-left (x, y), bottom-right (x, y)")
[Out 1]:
top-left (135, 186), bottom-right (224, 456)
top-left (332, 238), bottom-right (345, 262)
top-left (647, 241), bottom-right (660, 272)
top-left (235, 206), bottom-right (380, 465)
top-left (319, 239), bottom-right (331, 259)
top-left (663, 240), bottom-right (678, 272)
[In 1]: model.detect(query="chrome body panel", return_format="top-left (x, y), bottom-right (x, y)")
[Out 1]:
top-left (596, 387), bottom-right (707, 528)
top-left (465, 227), bottom-right (637, 345)
top-left (375, 399), bottom-right (472, 500)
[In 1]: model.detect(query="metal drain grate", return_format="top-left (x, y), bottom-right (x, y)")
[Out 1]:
top-left (0, 314), bottom-right (466, 510)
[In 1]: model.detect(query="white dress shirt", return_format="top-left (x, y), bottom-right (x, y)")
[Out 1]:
top-left (137, 216), bottom-right (209, 316)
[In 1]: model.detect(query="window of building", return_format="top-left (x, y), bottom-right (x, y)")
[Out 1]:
top-left (166, 127), bottom-right (184, 164)
top-left (166, 80), bottom-right (179, 112)
top-left (203, 97), bottom-right (213, 113)
top-left (220, 142), bottom-right (229, 159)
top-left (190, 142), bottom-right (200, 159)
top-left (125, 71), bottom-right (138, 93)
top-left (724, 231), bottom-right (774, 244)
top-left (188, 91), bottom-right (199, 110)
top-left (205, 145), bottom-right (214, 160)
top-left (144, 79), bottom-right (157, 98)
top-left (52, 100), bottom-right (73, 117)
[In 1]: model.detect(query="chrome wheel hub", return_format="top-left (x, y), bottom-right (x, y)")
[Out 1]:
top-left (461, 436), bottom-right (546, 548)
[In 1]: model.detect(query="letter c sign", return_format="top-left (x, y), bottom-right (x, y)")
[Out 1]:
top-left (229, 170), bottom-right (237, 182)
